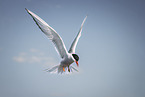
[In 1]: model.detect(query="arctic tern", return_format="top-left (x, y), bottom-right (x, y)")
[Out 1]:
top-left (25, 8), bottom-right (87, 73)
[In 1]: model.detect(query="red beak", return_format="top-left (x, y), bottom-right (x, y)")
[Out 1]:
top-left (75, 61), bottom-right (79, 67)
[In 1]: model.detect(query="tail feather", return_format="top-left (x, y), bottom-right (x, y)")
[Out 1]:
top-left (70, 66), bottom-right (79, 72)
top-left (45, 65), bottom-right (78, 74)
top-left (47, 65), bottom-right (59, 72)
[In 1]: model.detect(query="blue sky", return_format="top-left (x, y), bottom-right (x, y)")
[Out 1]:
top-left (0, 0), bottom-right (145, 97)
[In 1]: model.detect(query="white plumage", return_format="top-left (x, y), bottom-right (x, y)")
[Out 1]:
top-left (25, 8), bottom-right (87, 73)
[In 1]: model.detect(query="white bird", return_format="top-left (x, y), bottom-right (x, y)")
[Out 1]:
top-left (25, 8), bottom-right (87, 73)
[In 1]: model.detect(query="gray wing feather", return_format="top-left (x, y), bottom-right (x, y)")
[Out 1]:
top-left (69, 16), bottom-right (87, 53)
top-left (25, 8), bottom-right (68, 58)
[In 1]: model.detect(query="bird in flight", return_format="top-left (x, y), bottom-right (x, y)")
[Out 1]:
top-left (25, 8), bottom-right (87, 73)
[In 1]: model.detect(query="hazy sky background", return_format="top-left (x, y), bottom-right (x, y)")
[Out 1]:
top-left (0, 0), bottom-right (145, 97)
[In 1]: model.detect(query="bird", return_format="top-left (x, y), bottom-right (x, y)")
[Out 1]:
top-left (25, 8), bottom-right (87, 73)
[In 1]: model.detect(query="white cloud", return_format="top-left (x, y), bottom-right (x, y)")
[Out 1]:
top-left (13, 56), bottom-right (25, 63)
top-left (30, 48), bottom-right (38, 53)
top-left (13, 48), bottom-right (57, 66)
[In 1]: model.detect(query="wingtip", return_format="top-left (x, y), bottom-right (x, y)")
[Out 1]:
top-left (25, 8), bottom-right (29, 12)
top-left (85, 15), bottom-right (88, 19)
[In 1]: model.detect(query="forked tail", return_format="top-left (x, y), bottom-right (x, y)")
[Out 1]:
top-left (45, 65), bottom-right (78, 74)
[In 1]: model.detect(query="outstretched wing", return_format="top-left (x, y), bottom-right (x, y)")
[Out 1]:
top-left (68, 16), bottom-right (87, 53)
top-left (25, 8), bottom-right (68, 58)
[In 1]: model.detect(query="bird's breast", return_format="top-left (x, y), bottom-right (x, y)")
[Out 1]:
top-left (60, 56), bottom-right (74, 66)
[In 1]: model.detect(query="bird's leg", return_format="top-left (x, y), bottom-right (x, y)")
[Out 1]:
top-left (63, 67), bottom-right (65, 72)
top-left (68, 66), bottom-right (70, 72)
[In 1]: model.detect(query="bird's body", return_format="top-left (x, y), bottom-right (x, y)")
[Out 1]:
top-left (25, 8), bottom-right (87, 73)
top-left (61, 54), bottom-right (74, 66)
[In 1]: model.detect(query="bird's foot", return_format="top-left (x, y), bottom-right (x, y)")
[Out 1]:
top-left (68, 68), bottom-right (70, 72)
top-left (63, 67), bottom-right (65, 72)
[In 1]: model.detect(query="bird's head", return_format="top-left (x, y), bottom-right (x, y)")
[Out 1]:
top-left (72, 54), bottom-right (79, 67)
